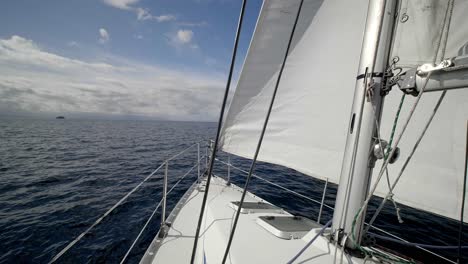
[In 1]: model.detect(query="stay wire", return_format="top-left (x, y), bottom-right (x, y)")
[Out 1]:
top-left (363, 0), bottom-right (455, 233)
top-left (458, 121), bottom-right (468, 263)
top-left (351, 2), bottom-right (455, 262)
top-left (189, 1), bottom-right (247, 263)
top-left (365, 89), bottom-right (447, 232)
top-left (220, 1), bottom-right (305, 263)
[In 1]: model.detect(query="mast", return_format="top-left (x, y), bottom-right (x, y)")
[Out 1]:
top-left (332, 0), bottom-right (397, 247)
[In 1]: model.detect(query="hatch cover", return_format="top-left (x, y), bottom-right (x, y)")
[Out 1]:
top-left (257, 216), bottom-right (321, 239)
top-left (229, 201), bottom-right (283, 214)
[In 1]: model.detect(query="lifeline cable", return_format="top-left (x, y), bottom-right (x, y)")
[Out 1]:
top-left (120, 158), bottom-right (206, 263)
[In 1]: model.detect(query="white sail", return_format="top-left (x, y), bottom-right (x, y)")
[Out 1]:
top-left (372, 0), bottom-right (468, 222)
top-left (220, 0), bottom-right (369, 184)
top-left (221, 0), bottom-right (468, 222)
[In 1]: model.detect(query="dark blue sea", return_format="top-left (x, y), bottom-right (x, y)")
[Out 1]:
top-left (0, 118), bottom-right (466, 263)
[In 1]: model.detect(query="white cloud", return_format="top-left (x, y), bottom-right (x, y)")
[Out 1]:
top-left (0, 35), bottom-right (224, 121)
top-left (67, 41), bottom-right (79, 47)
top-left (176, 30), bottom-right (194, 44)
top-left (167, 30), bottom-right (199, 52)
top-left (102, 0), bottom-right (140, 10)
top-left (154, 14), bottom-right (177, 22)
top-left (99, 28), bottom-right (110, 44)
top-left (136, 7), bottom-right (152, 20)
top-left (135, 34), bottom-right (143, 39)
top-left (177, 21), bottom-right (208, 27)
top-left (103, 0), bottom-right (176, 22)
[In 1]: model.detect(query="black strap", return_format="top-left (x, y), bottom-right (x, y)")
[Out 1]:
top-left (356, 72), bottom-right (384, 80)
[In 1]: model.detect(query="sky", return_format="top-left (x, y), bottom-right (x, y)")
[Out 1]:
top-left (0, 0), bottom-right (262, 121)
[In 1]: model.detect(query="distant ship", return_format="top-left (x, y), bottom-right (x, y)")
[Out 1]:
top-left (55, 116), bottom-right (65, 119)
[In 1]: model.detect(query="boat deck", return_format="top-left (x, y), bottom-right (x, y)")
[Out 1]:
top-left (141, 175), bottom-right (368, 264)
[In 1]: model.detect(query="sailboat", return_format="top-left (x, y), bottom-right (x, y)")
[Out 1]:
top-left (47, 0), bottom-right (468, 263)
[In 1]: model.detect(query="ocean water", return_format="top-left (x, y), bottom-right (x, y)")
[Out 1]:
top-left (0, 118), bottom-right (466, 263)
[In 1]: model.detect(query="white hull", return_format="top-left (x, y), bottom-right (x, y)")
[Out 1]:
top-left (141, 176), bottom-right (390, 264)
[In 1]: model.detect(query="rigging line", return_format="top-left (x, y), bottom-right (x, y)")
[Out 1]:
top-left (364, 0), bottom-right (455, 233)
top-left (350, 72), bottom-right (433, 244)
top-left (287, 219), bottom-right (333, 264)
top-left (214, 158), bottom-right (333, 210)
top-left (220, 1), bottom-right (305, 263)
top-left (165, 141), bottom-right (205, 163)
top-left (458, 121), bottom-right (468, 264)
top-left (120, 158), bottom-right (206, 264)
top-left (350, 72), bottom-right (434, 264)
top-left (365, 91), bottom-right (447, 231)
top-left (386, 93), bottom-right (406, 157)
top-left (48, 162), bottom-right (166, 264)
top-left (366, 223), bottom-right (457, 264)
top-left (189, 0), bottom-right (247, 262)
top-left (353, 0), bottom-right (454, 255)
top-left (370, 232), bottom-right (468, 250)
top-left (369, 89), bottom-right (403, 223)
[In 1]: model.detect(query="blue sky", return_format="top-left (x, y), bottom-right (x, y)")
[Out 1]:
top-left (0, 0), bottom-right (262, 121)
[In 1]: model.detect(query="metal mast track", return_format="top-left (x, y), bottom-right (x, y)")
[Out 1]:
top-left (331, 0), bottom-right (397, 248)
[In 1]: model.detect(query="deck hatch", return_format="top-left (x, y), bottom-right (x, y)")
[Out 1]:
top-left (257, 216), bottom-right (320, 239)
top-left (229, 201), bottom-right (283, 214)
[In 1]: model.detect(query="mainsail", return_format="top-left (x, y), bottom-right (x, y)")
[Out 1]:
top-left (221, 0), bottom-right (468, 222)
top-left (372, 0), bottom-right (468, 221)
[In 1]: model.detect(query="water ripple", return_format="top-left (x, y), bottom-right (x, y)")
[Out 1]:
top-left (0, 118), bottom-right (466, 263)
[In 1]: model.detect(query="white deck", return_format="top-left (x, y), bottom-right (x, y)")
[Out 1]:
top-left (141, 176), bottom-right (374, 264)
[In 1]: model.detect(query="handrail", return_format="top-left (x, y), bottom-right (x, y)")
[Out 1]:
top-left (215, 155), bottom-right (455, 264)
top-left (214, 157), bottom-right (334, 211)
top-left (365, 224), bottom-right (456, 264)
top-left (120, 157), bottom-right (206, 264)
top-left (165, 141), bottom-right (206, 163)
top-left (48, 142), bottom-right (207, 263)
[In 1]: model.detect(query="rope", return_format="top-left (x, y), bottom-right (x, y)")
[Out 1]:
top-left (287, 219), bottom-right (333, 264)
top-left (120, 157), bottom-right (206, 263)
top-left (384, 93), bottom-right (406, 224)
top-left (190, 1), bottom-right (247, 262)
top-left (366, 90), bottom-right (447, 230)
top-left (350, 70), bottom-right (433, 264)
top-left (48, 163), bottom-right (166, 263)
top-left (350, 1), bottom-right (455, 262)
top-left (221, 1), bottom-right (305, 262)
top-left (364, 0), bottom-right (455, 233)
top-left (369, 91), bottom-right (404, 225)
